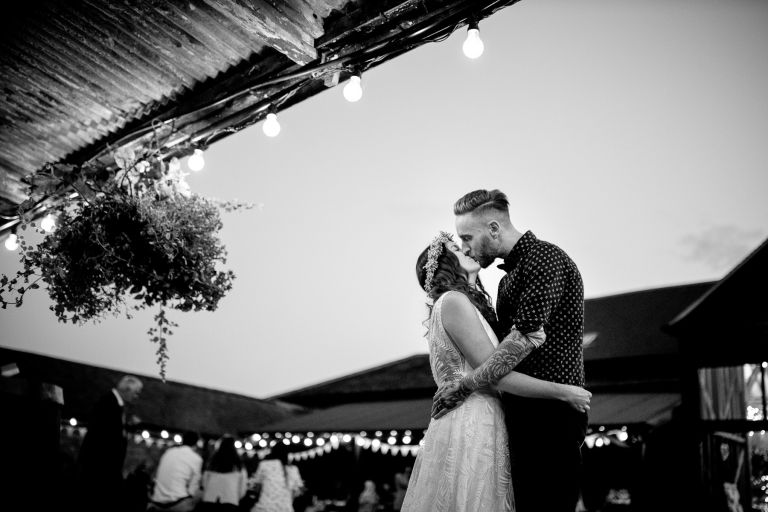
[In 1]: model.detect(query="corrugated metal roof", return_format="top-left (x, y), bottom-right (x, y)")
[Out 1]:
top-left (0, 0), bottom-right (340, 206)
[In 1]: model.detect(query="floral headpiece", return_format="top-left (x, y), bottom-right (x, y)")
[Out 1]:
top-left (423, 231), bottom-right (454, 293)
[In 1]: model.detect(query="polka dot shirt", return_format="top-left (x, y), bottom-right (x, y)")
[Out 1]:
top-left (496, 231), bottom-right (585, 387)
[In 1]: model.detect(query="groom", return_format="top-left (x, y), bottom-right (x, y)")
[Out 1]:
top-left (432, 189), bottom-right (587, 512)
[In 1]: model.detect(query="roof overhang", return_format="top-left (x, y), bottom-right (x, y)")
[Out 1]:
top-left (0, 0), bottom-right (522, 233)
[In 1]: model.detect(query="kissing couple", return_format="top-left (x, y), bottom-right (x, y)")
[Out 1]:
top-left (400, 189), bottom-right (591, 512)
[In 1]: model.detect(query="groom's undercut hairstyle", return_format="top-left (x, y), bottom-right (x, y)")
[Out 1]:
top-left (453, 189), bottom-right (510, 220)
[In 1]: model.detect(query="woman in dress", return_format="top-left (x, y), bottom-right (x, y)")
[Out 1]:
top-left (400, 232), bottom-right (591, 512)
top-left (250, 443), bottom-right (294, 512)
top-left (199, 435), bottom-right (248, 511)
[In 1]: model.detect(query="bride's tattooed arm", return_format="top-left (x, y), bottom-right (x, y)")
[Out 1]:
top-left (431, 327), bottom-right (545, 419)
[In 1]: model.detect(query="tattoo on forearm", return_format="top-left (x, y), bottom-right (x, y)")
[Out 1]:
top-left (461, 329), bottom-right (537, 392)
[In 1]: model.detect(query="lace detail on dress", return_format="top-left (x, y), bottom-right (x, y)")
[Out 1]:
top-left (427, 292), bottom-right (469, 388)
top-left (402, 291), bottom-right (514, 512)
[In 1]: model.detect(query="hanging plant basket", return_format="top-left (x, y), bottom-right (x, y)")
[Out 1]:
top-left (1, 147), bottom-right (251, 378)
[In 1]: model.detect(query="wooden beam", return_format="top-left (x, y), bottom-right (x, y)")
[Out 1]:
top-left (316, 0), bottom-right (421, 49)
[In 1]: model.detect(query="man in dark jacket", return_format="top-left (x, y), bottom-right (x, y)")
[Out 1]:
top-left (77, 375), bottom-right (143, 511)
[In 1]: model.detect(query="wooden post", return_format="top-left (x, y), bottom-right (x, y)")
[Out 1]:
top-left (679, 345), bottom-right (705, 510)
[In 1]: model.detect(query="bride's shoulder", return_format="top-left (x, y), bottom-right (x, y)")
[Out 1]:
top-left (435, 290), bottom-right (473, 312)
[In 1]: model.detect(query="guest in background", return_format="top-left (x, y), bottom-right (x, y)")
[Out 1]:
top-left (199, 435), bottom-right (248, 511)
top-left (148, 432), bottom-right (203, 511)
top-left (76, 374), bottom-right (143, 512)
top-left (379, 482), bottom-right (394, 512)
top-left (357, 480), bottom-right (379, 512)
top-left (124, 462), bottom-right (153, 512)
top-left (392, 466), bottom-right (411, 511)
top-left (250, 443), bottom-right (294, 512)
top-left (285, 461), bottom-right (307, 511)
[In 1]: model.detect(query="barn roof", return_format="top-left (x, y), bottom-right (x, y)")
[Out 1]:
top-left (0, 346), bottom-right (302, 436)
top-left (0, 0), bottom-right (521, 231)
top-left (271, 282), bottom-right (718, 408)
top-left (665, 237), bottom-right (768, 366)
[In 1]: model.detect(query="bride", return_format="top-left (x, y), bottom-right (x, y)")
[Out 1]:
top-left (401, 232), bottom-right (591, 512)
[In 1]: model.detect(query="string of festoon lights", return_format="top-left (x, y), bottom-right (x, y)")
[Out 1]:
top-left (178, 19), bottom-right (485, 169)
top-left (583, 426), bottom-right (634, 449)
top-left (60, 416), bottom-right (670, 461)
top-left (156, 20), bottom-right (485, 172)
top-left (2, 11), bottom-right (494, 249)
top-left (60, 419), bottom-right (427, 461)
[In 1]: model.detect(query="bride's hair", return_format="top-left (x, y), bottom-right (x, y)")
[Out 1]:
top-left (416, 245), bottom-right (497, 330)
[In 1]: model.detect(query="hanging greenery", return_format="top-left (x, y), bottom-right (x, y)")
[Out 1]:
top-left (0, 146), bottom-right (252, 379)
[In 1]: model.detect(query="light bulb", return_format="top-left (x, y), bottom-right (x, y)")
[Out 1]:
top-left (4, 234), bottom-right (18, 251)
top-left (263, 112), bottom-right (281, 137)
top-left (343, 75), bottom-right (363, 102)
top-left (41, 214), bottom-right (56, 233)
top-left (187, 149), bottom-right (205, 172)
top-left (462, 23), bottom-right (484, 59)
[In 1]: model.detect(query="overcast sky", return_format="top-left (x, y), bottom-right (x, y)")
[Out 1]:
top-left (2, 0), bottom-right (767, 399)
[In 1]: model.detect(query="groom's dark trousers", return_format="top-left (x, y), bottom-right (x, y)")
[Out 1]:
top-left (504, 395), bottom-right (587, 512)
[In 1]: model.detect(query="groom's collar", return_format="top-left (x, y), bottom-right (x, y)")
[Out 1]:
top-left (497, 231), bottom-right (537, 273)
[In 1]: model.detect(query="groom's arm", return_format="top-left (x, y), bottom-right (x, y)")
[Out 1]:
top-left (431, 328), bottom-right (544, 418)
top-left (461, 244), bottom-right (569, 390)
top-left (432, 248), bottom-right (567, 418)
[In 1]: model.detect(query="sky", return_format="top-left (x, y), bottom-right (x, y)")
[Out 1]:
top-left (1, 0), bottom-right (767, 399)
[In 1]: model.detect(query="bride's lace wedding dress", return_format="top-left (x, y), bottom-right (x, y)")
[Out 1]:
top-left (401, 291), bottom-right (514, 512)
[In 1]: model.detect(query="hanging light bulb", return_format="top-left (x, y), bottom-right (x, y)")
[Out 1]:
top-left (263, 112), bottom-right (281, 137)
top-left (4, 233), bottom-right (18, 251)
top-left (462, 19), bottom-right (484, 59)
top-left (187, 149), bottom-right (205, 172)
top-left (343, 74), bottom-right (363, 102)
top-left (41, 214), bottom-right (56, 233)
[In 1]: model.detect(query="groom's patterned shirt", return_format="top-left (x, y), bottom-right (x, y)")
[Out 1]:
top-left (496, 231), bottom-right (585, 387)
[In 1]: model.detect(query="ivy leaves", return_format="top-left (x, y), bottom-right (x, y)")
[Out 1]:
top-left (1, 136), bottom-right (260, 379)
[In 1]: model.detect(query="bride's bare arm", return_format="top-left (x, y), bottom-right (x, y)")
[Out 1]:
top-left (440, 291), bottom-right (499, 369)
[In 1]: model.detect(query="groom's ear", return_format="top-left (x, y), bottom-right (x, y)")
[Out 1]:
top-left (488, 220), bottom-right (501, 239)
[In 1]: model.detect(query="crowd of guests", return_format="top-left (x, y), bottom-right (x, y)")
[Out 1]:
top-left (72, 375), bottom-right (413, 512)
top-left (144, 433), bottom-right (304, 512)
top-left (71, 375), bottom-right (307, 512)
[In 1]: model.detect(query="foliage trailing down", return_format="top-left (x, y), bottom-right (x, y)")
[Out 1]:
top-left (0, 146), bottom-right (252, 379)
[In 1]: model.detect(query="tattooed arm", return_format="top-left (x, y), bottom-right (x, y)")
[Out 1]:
top-left (430, 292), bottom-right (589, 419)
top-left (431, 327), bottom-right (544, 419)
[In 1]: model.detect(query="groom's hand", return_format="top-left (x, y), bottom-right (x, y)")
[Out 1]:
top-left (431, 381), bottom-right (473, 419)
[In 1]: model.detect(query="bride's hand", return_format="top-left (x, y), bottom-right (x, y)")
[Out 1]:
top-left (561, 385), bottom-right (591, 413)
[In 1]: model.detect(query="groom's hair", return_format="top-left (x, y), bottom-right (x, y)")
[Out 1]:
top-left (453, 189), bottom-right (510, 218)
